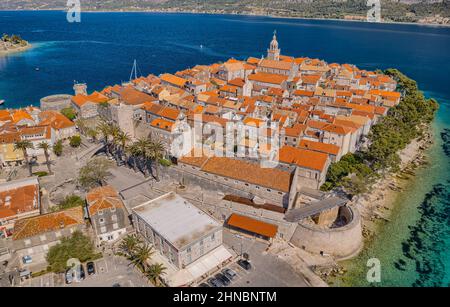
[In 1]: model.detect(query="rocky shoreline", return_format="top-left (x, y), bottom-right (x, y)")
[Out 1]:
top-left (314, 126), bottom-right (434, 283)
top-left (352, 126), bottom-right (433, 241)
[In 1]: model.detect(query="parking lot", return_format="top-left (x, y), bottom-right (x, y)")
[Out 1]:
top-left (21, 255), bottom-right (151, 287)
top-left (198, 230), bottom-right (309, 287)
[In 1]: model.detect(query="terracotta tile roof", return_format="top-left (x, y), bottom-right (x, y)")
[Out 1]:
top-left (0, 110), bottom-right (12, 122)
top-left (247, 57), bottom-right (261, 65)
top-left (347, 103), bottom-right (376, 114)
top-left (301, 74), bottom-right (321, 85)
top-left (19, 125), bottom-right (52, 140)
top-left (284, 124), bottom-right (306, 137)
top-left (72, 91), bottom-right (108, 107)
top-left (119, 86), bottom-right (154, 106)
top-left (0, 180), bottom-right (39, 220)
top-left (201, 157), bottom-right (292, 192)
top-left (157, 106), bottom-right (180, 121)
top-left (228, 78), bottom-right (245, 87)
top-left (259, 59), bottom-right (293, 71)
top-left (160, 73), bottom-right (188, 88)
top-left (86, 186), bottom-right (126, 216)
top-left (299, 140), bottom-right (340, 156)
top-left (369, 89), bottom-right (401, 99)
top-left (248, 72), bottom-right (288, 85)
top-left (293, 90), bottom-right (314, 97)
top-left (12, 206), bottom-right (84, 240)
top-left (227, 213), bottom-right (278, 238)
top-left (39, 110), bottom-right (75, 130)
top-left (322, 123), bottom-right (352, 135)
top-left (11, 110), bottom-right (33, 124)
top-left (141, 101), bottom-right (163, 114)
top-left (278, 146), bottom-right (329, 172)
top-left (0, 132), bottom-right (21, 144)
top-left (150, 118), bottom-right (175, 132)
top-left (243, 117), bottom-right (265, 128)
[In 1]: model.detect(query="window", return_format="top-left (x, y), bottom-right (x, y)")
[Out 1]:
top-left (187, 247), bottom-right (191, 253)
top-left (211, 233), bottom-right (215, 241)
top-left (111, 214), bottom-right (117, 222)
top-left (113, 223), bottom-right (119, 230)
top-left (100, 226), bottom-right (106, 233)
top-left (110, 207), bottom-right (116, 213)
top-left (98, 210), bottom-right (103, 215)
top-left (99, 218), bottom-right (105, 224)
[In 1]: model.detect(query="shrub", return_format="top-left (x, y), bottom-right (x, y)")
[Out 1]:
top-left (69, 135), bottom-right (82, 147)
top-left (53, 140), bottom-right (63, 156)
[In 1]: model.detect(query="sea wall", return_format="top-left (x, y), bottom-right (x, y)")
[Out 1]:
top-left (290, 206), bottom-right (363, 259)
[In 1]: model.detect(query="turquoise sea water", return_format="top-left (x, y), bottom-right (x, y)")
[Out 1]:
top-left (0, 11), bottom-right (449, 286)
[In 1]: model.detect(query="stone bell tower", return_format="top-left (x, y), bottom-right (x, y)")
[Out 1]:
top-left (267, 30), bottom-right (280, 61)
top-left (73, 82), bottom-right (87, 96)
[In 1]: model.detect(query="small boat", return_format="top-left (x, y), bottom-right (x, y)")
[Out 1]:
top-left (0, 100), bottom-right (4, 105)
top-left (35, 67), bottom-right (40, 71)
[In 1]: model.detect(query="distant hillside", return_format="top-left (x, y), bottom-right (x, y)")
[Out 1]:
top-left (1, 0), bottom-right (449, 25)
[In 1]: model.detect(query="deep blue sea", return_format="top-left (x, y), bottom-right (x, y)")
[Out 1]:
top-left (0, 11), bottom-right (449, 286)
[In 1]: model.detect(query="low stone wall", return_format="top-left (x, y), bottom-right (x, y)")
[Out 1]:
top-left (40, 94), bottom-right (72, 111)
top-left (290, 206), bottom-right (363, 259)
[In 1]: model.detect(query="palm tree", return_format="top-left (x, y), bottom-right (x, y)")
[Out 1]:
top-left (130, 243), bottom-right (154, 273)
top-left (148, 140), bottom-right (166, 181)
top-left (96, 121), bottom-right (111, 154)
top-left (116, 131), bottom-right (130, 163)
top-left (38, 142), bottom-right (52, 174)
top-left (75, 118), bottom-right (87, 135)
top-left (14, 140), bottom-right (34, 176)
top-left (133, 137), bottom-right (152, 176)
top-left (117, 234), bottom-right (142, 258)
top-left (86, 128), bottom-right (99, 142)
top-left (146, 263), bottom-right (167, 286)
top-left (109, 125), bottom-right (121, 161)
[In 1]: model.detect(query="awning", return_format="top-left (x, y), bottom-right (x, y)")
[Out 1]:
top-left (168, 245), bottom-right (233, 287)
top-left (227, 213), bottom-right (278, 238)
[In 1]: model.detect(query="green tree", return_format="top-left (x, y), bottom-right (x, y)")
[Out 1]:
top-left (117, 234), bottom-right (142, 259)
top-left (14, 140), bottom-right (34, 176)
top-left (130, 243), bottom-right (154, 273)
top-left (148, 139), bottom-right (166, 181)
top-left (38, 141), bottom-right (52, 174)
top-left (146, 263), bottom-right (167, 286)
top-left (60, 107), bottom-right (77, 120)
top-left (53, 140), bottom-right (63, 157)
top-left (87, 128), bottom-right (99, 142)
top-left (46, 231), bottom-right (99, 273)
top-left (78, 157), bottom-right (113, 189)
top-left (69, 135), bottom-right (82, 147)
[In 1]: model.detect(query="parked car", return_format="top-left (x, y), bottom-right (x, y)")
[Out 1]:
top-left (222, 268), bottom-right (237, 280)
top-left (86, 262), bottom-right (96, 275)
top-left (215, 273), bottom-right (231, 286)
top-left (22, 256), bottom-right (32, 265)
top-left (65, 269), bottom-right (74, 284)
top-left (237, 259), bottom-right (252, 270)
top-left (207, 277), bottom-right (224, 287)
top-left (75, 264), bottom-right (85, 281)
top-left (198, 283), bottom-right (210, 287)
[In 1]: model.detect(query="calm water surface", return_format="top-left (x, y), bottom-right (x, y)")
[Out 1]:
top-left (0, 11), bottom-right (449, 286)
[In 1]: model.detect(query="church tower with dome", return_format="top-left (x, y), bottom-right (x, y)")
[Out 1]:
top-left (267, 30), bottom-right (280, 61)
